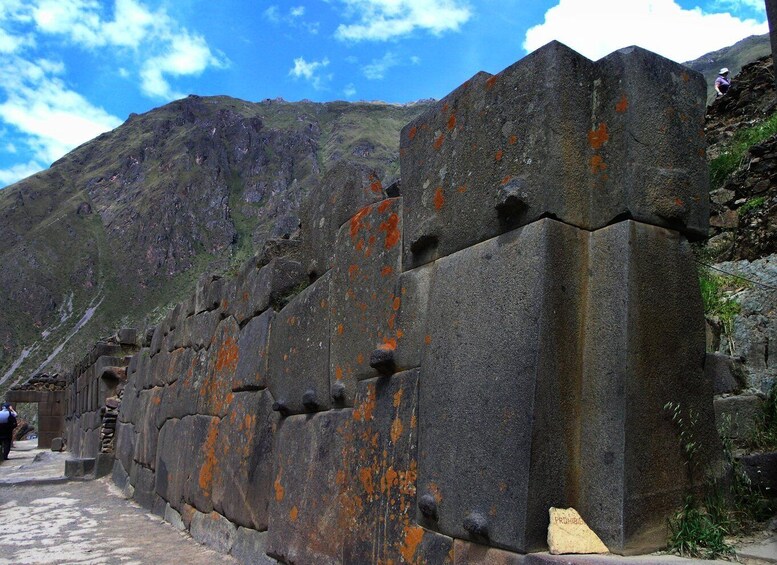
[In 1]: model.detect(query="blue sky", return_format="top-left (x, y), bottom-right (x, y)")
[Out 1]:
top-left (0, 0), bottom-right (769, 188)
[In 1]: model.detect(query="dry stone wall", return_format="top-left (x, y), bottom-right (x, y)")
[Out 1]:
top-left (67, 42), bottom-right (720, 564)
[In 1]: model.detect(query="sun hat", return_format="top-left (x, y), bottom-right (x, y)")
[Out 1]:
top-left (719, 67), bottom-right (729, 74)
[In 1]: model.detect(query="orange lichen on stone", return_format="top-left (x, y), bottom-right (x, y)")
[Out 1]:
top-left (495, 149), bottom-right (503, 162)
top-left (457, 185), bottom-right (467, 193)
top-left (378, 199), bottom-right (392, 213)
top-left (390, 417), bottom-right (403, 443)
top-left (379, 213), bottom-right (400, 249)
top-left (508, 135), bottom-right (518, 145)
top-left (393, 388), bottom-right (404, 408)
top-left (382, 337), bottom-right (397, 351)
top-left (590, 155), bottom-right (607, 174)
top-left (350, 206), bottom-right (372, 239)
top-left (433, 133), bottom-right (445, 150)
top-left (424, 335), bottom-right (431, 345)
top-left (354, 384), bottom-right (376, 422)
top-left (400, 525), bottom-right (425, 563)
top-left (370, 177), bottom-right (383, 193)
top-left (675, 197), bottom-right (684, 207)
top-left (408, 126), bottom-right (417, 141)
top-left (616, 95), bottom-right (629, 113)
top-left (447, 114), bottom-right (456, 130)
top-left (348, 264), bottom-right (359, 279)
top-left (588, 123), bottom-right (609, 149)
top-left (152, 395), bottom-right (161, 405)
top-left (290, 506), bottom-right (299, 522)
top-left (274, 469), bottom-right (285, 501)
top-left (198, 419), bottom-right (219, 493)
top-left (337, 324), bottom-right (344, 335)
top-left (359, 467), bottom-right (375, 497)
top-left (381, 265), bottom-right (394, 277)
top-left (433, 187), bottom-right (444, 211)
top-left (336, 366), bottom-right (344, 380)
top-left (215, 336), bottom-right (239, 373)
top-left (392, 296), bottom-right (401, 311)
top-left (501, 175), bottom-right (512, 186)
top-left (681, 71), bottom-right (690, 82)
top-left (485, 75), bottom-right (497, 90)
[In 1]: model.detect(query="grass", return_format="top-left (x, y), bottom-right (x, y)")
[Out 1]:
top-left (709, 112), bottom-right (777, 189)
top-left (698, 268), bottom-right (744, 341)
top-left (667, 497), bottom-right (734, 560)
top-left (738, 196), bottom-right (766, 216)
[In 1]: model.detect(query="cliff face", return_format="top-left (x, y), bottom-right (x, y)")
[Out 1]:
top-left (0, 96), bottom-right (430, 386)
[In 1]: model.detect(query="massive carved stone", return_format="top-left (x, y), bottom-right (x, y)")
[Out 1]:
top-left (61, 40), bottom-right (718, 564)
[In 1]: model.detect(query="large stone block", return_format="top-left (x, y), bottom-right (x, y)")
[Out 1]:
top-left (267, 410), bottom-right (352, 565)
top-left (181, 309), bottom-right (221, 350)
top-left (267, 273), bottom-right (331, 415)
top-left (234, 309), bottom-right (274, 391)
top-left (344, 371), bottom-right (454, 565)
top-left (162, 348), bottom-right (209, 421)
top-left (200, 316), bottom-right (241, 417)
top-left (399, 41), bottom-right (707, 269)
top-left (392, 262), bottom-right (435, 371)
top-left (578, 221), bottom-right (719, 555)
top-left (299, 161), bottom-right (387, 277)
top-left (329, 198), bottom-right (403, 405)
top-left (418, 219), bottom-right (587, 553)
top-left (229, 258), bottom-right (306, 324)
top-left (231, 528), bottom-right (277, 565)
top-left (156, 414), bottom-right (220, 514)
top-left (115, 421), bottom-right (136, 478)
top-left (212, 390), bottom-right (278, 530)
top-left (133, 387), bottom-right (165, 469)
top-left (190, 509), bottom-right (236, 555)
top-left (133, 464), bottom-right (158, 510)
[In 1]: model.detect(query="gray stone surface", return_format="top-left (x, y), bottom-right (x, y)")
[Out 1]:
top-left (212, 390), bottom-right (277, 530)
top-left (579, 221), bottom-right (719, 555)
top-left (190, 509), bottom-right (237, 554)
top-left (299, 160), bottom-right (387, 277)
top-left (234, 309), bottom-right (274, 391)
top-left (715, 395), bottom-right (764, 440)
top-left (267, 410), bottom-right (351, 565)
top-left (200, 317), bottom-right (240, 417)
top-left (345, 370), bottom-right (454, 564)
top-left (50, 437), bottom-right (63, 452)
top-left (181, 310), bottom-right (221, 350)
top-left (329, 198), bottom-right (403, 404)
top-left (229, 258), bottom-right (306, 324)
top-left (268, 272), bottom-right (331, 415)
top-left (156, 414), bottom-right (219, 514)
top-left (453, 539), bottom-right (525, 564)
top-left (132, 464), bottom-right (157, 510)
top-left (706, 352), bottom-right (745, 395)
top-left (65, 457), bottom-right (95, 478)
top-left (418, 219), bottom-right (587, 553)
top-left (400, 41), bottom-right (707, 269)
top-left (738, 452), bottom-right (777, 498)
top-left (165, 503), bottom-right (186, 531)
top-left (230, 528), bottom-right (278, 565)
top-left (393, 262), bottom-right (435, 371)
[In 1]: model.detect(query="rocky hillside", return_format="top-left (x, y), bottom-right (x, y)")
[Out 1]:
top-left (0, 96), bottom-right (430, 391)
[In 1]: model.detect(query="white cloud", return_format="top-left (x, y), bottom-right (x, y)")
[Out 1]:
top-left (289, 56), bottom-right (331, 89)
top-left (410, 55), bottom-right (421, 65)
top-left (0, 56), bottom-right (122, 165)
top-left (362, 51), bottom-right (399, 79)
top-left (523, 0), bottom-right (768, 63)
top-left (0, 160), bottom-right (47, 187)
top-left (335, 0), bottom-right (471, 41)
top-left (140, 32), bottom-right (225, 98)
top-left (343, 83), bottom-right (357, 97)
top-left (264, 5), bottom-right (281, 22)
top-left (291, 6), bottom-right (306, 17)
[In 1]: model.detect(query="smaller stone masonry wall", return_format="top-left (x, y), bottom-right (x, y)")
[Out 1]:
top-left (67, 41), bottom-right (720, 564)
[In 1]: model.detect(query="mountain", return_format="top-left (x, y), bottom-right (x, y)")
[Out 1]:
top-left (684, 33), bottom-right (771, 102)
top-left (0, 95), bottom-right (431, 391)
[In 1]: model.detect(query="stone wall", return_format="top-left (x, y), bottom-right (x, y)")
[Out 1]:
top-left (65, 330), bottom-right (139, 457)
top-left (66, 42), bottom-right (720, 563)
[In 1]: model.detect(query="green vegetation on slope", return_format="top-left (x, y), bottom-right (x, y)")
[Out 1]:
top-left (710, 111), bottom-right (777, 188)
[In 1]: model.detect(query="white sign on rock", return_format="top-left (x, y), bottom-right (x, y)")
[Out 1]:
top-left (547, 507), bottom-right (609, 555)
